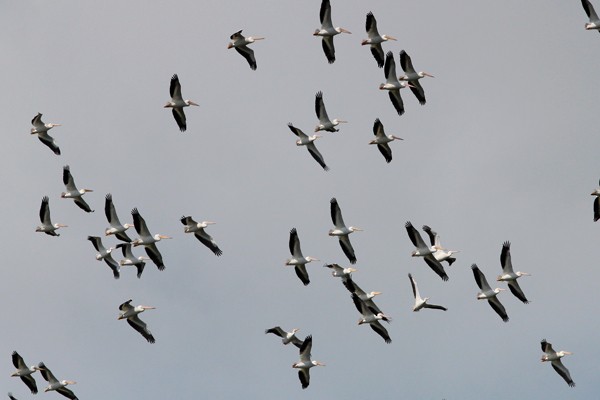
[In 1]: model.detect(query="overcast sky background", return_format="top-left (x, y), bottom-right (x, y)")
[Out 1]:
top-left (2, 1), bottom-right (600, 398)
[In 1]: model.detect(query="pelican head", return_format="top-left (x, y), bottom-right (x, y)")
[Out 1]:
top-left (200, 221), bottom-right (216, 227)
top-left (80, 189), bottom-right (94, 194)
top-left (164, 101), bottom-right (174, 108)
top-left (369, 291), bottom-right (382, 297)
top-left (591, 189), bottom-right (600, 196)
top-left (345, 267), bottom-right (357, 274)
top-left (292, 328), bottom-right (300, 334)
top-left (249, 36), bottom-right (265, 42)
top-left (357, 318), bottom-right (366, 325)
top-left (313, 29), bottom-right (321, 36)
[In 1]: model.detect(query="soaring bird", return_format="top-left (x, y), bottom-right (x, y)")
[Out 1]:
top-left (380, 52), bottom-right (412, 115)
top-left (582, 0), bottom-right (600, 32)
top-left (115, 243), bottom-right (148, 278)
top-left (471, 264), bottom-right (509, 322)
top-left (362, 12), bottom-right (397, 67)
top-left (408, 273), bottom-right (447, 312)
top-left (265, 327), bottom-right (304, 348)
top-left (399, 50), bottom-right (434, 105)
top-left (118, 299), bottom-right (156, 343)
top-left (287, 123), bottom-right (329, 171)
top-left (591, 180), bottom-right (600, 221)
top-left (131, 208), bottom-right (171, 270)
top-left (497, 241), bottom-right (530, 304)
top-left (227, 30), bottom-right (264, 70)
top-left (323, 263), bottom-right (356, 281)
top-left (314, 91), bottom-right (346, 132)
top-left (61, 165), bottom-right (94, 213)
top-left (292, 335), bottom-right (325, 389)
top-left (38, 362), bottom-right (78, 400)
top-left (540, 339), bottom-right (575, 387)
top-left (11, 351), bottom-right (39, 394)
top-left (343, 277), bottom-right (383, 314)
top-left (164, 74), bottom-right (198, 132)
top-left (313, 0), bottom-right (351, 63)
top-left (104, 194), bottom-right (133, 242)
top-left (422, 225), bottom-right (459, 266)
top-left (285, 228), bottom-right (319, 286)
top-left (329, 197), bottom-right (362, 264)
top-left (351, 293), bottom-right (391, 343)
top-left (180, 215), bottom-right (222, 256)
top-left (36, 196), bottom-right (67, 236)
top-left (405, 221), bottom-right (449, 281)
top-left (30, 113), bottom-right (61, 155)
top-left (87, 236), bottom-right (120, 279)
top-left (368, 118), bottom-right (403, 163)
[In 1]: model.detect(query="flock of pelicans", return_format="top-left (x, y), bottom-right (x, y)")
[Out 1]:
top-left (11, 0), bottom-right (600, 397)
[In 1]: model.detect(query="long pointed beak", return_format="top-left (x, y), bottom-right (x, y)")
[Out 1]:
top-left (340, 28), bottom-right (351, 34)
top-left (337, 120), bottom-right (348, 124)
top-left (386, 36), bottom-right (397, 41)
top-left (142, 306), bottom-right (156, 310)
top-left (227, 43), bottom-right (233, 49)
top-left (423, 72), bottom-right (435, 78)
top-left (392, 136), bottom-right (404, 140)
top-left (189, 101), bottom-right (200, 106)
top-left (159, 235), bottom-right (172, 239)
top-left (84, 189), bottom-right (94, 192)
top-left (254, 37), bottom-right (265, 40)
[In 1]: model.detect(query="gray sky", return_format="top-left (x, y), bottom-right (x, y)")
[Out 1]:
top-left (2, 1), bottom-right (600, 398)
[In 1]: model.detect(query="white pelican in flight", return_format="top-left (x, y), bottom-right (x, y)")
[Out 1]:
top-left (115, 243), bottom-right (148, 278)
top-left (380, 52), bottom-right (412, 116)
top-left (369, 118), bottom-right (403, 163)
top-left (497, 241), bottom-right (530, 304)
top-left (38, 362), bottom-right (77, 400)
top-left (61, 165), bottom-right (93, 213)
top-left (405, 221), bottom-right (449, 281)
top-left (399, 50), bottom-right (434, 105)
top-left (87, 236), bottom-right (120, 279)
top-left (30, 113), bottom-right (61, 155)
top-left (164, 74), bottom-right (198, 132)
top-left (422, 225), bottom-right (459, 266)
top-left (591, 179), bottom-right (600, 221)
top-left (314, 91), bottom-right (346, 132)
top-left (362, 12), bottom-right (396, 68)
top-left (287, 123), bottom-right (329, 171)
top-left (265, 327), bottom-right (304, 348)
top-left (286, 228), bottom-right (319, 286)
top-left (582, 0), bottom-right (600, 32)
top-left (11, 351), bottom-right (39, 394)
top-left (227, 30), bottom-right (264, 70)
top-left (118, 299), bottom-right (156, 343)
top-left (471, 264), bottom-right (508, 322)
top-left (180, 215), bottom-right (222, 256)
top-left (342, 277), bottom-right (383, 314)
top-left (541, 339), bottom-right (575, 387)
top-left (351, 293), bottom-right (391, 343)
top-left (408, 273), bottom-right (447, 312)
top-left (104, 193), bottom-right (132, 242)
top-left (292, 335), bottom-right (325, 389)
top-left (329, 197), bottom-right (362, 264)
top-left (323, 263), bottom-right (356, 281)
top-left (36, 196), bottom-right (67, 237)
top-left (131, 208), bottom-right (171, 271)
top-left (313, 0), bottom-right (351, 64)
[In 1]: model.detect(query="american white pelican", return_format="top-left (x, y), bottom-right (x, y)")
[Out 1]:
top-left (422, 225), bottom-right (459, 266)
top-left (497, 241), bottom-right (530, 304)
top-left (36, 196), bottom-right (67, 237)
top-left (180, 215), bottom-right (222, 256)
top-left (408, 273), bottom-right (447, 312)
top-left (265, 327), bottom-right (304, 348)
top-left (342, 277), bottom-right (383, 314)
top-left (61, 165), bottom-right (93, 213)
top-left (582, 0), bottom-right (600, 32)
top-left (118, 299), bottom-right (156, 343)
top-left (591, 180), bottom-right (600, 221)
top-left (164, 74), bottom-right (198, 132)
top-left (30, 113), bottom-right (61, 155)
top-left (351, 293), bottom-right (391, 343)
top-left (405, 221), bottom-right (449, 281)
top-left (87, 236), bottom-right (120, 279)
top-left (380, 52), bottom-right (412, 115)
top-left (11, 351), bottom-right (39, 394)
top-left (292, 335), bottom-right (325, 389)
top-left (329, 197), bottom-right (362, 264)
top-left (286, 228), bottom-right (319, 286)
top-left (471, 264), bottom-right (509, 322)
top-left (115, 243), bottom-right (148, 278)
top-left (314, 91), bottom-right (346, 132)
top-left (313, 0), bottom-right (351, 64)
top-left (362, 12), bottom-right (397, 68)
top-left (131, 208), bottom-right (171, 271)
top-left (38, 362), bottom-right (77, 400)
top-left (287, 123), bottom-right (329, 171)
top-left (369, 118), bottom-right (403, 163)
top-left (227, 30), bottom-right (264, 70)
top-left (541, 339), bottom-right (575, 387)
top-left (323, 263), bottom-right (356, 280)
top-left (399, 50), bottom-right (434, 105)
top-left (104, 194), bottom-right (132, 242)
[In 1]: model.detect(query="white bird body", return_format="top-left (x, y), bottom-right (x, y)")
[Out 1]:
top-left (118, 299), bottom-right (156, 343)
top-left (104, 193), bottom-right (133, 242)
top-left (287, 123), bottom-right (329, 171)
top-left (324, 263), bottom-right (356, 279)
top-left (471, 264), bottom-right (509, 322)
top-left (227, 30), bottom-right (264, 70)
top-left (11, 352), bottom-right (39, 394)
top-left (164, 74), bottom-right (198, 132)
top-left (87, 236), bottom-right (120, 279)
top-left (369, 118), bottom-right (402, 163)
top-left (351, 293), bottom-right (391, 343)
top-left (496, 241), bottom-right (530, 304)
top-left (36, 196), bottom-right (67, 236)
top-left (265, 327), bottom-right (304, 348)
top-left (38, 362), bottom-right (78, 400)
top-left (409, 273), bottom-right (447, 312)
top-left (131, 208), bottom-right (171, 270)
top-left (422, 225), bottom-right (458, 266)
top-left (61, 165), bottom-right (94, 213)
top-left (541, 339), bottom-right (575, 387)
top-left (116, 243), bottom-right (147, 278)
top-left (329, 197), bottom-right (361, 264)
top-left (181, 216), bottom-right (222, 256)
top-left (591, 180), bottom-right (600, 221)
top-left (286, 228), bottom-right (319, 286)
top-left (292, 335), bottom-right (325, 389)
top-left (314, 91), bottom-right (346, 132)
top-left (313, 0), bottom-right (351, 64)
top-left (380, 52), bottom-right (412, 115)
top-left (405, 221), bottom-right (449, 281)
top-left (582, 0), bottom-right (600, 31)
top-left (362, 12), bottom-right (396, 67)
top-left (30, 113), bottom-right (61, 155)
top-left (398, 50), bottom-right (433, 105)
